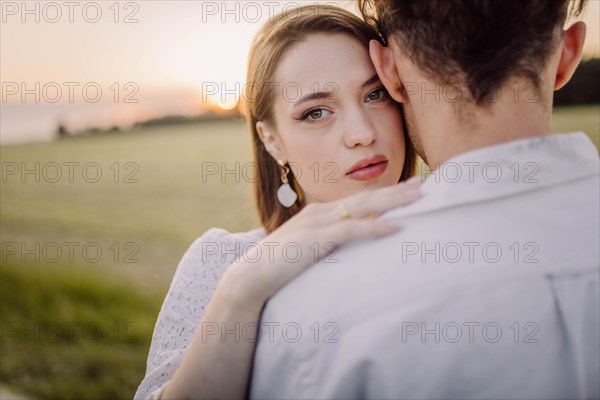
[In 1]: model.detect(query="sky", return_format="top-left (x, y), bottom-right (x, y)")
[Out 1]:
top-left (1, 0), bottom-right (599, 144)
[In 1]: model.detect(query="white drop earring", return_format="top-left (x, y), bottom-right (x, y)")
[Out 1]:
top-left (276, 159), bottom-right (298, 208)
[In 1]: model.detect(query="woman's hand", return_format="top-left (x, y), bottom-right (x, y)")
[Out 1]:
top-left (161, 179), bottom-right (421, 400)
top-left (224, 177), bottom-right (422, 303)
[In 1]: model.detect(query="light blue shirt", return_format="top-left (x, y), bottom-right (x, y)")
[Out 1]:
top-left (250, 133), bottom-right (600, 399)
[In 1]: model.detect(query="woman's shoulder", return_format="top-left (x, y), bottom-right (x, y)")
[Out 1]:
top-left (205, 226), bottom-right (267, 242)
top-left (184, 226), bottom-right (267, 261)
top-left (165, 227), bottom-right (267, 311)
top-left (190, 226), bottom-right (267, 246)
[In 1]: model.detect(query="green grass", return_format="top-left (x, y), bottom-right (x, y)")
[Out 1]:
top-left (552, 105), bottom-right (600, 149)
top-left (0, 106), bottom-right (598, 398)
top-left (1, 119), bottom-right (261, 398)
top-left (1, 119), bottom-right (260, 291)
top-left (0, 262), bottom-right (161, 399)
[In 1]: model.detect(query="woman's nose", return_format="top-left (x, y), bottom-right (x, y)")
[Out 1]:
top-left (343, 108), bottom-right (376, 147)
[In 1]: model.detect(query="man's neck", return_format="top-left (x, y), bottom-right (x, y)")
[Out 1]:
top-left (417, 80), bottom-right (554, 169)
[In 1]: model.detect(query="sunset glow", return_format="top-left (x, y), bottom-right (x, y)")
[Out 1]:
top-left (1, 0), bottom-right (598, 144)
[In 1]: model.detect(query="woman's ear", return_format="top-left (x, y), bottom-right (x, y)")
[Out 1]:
top-left (554, 21), bottom-right (586, 90)
top-left (369, 39), bottom-right (404, 103)
top-left (256, 121), bottom-right (287, 161)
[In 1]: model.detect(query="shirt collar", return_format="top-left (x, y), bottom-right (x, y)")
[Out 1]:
top-left (381, 132), bottom-right (599, 220)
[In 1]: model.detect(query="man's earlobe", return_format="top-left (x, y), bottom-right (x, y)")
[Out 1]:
top-left (369, 40), bottom-right (404, 103)
top-left (554, 21), bottom-right (586, 90)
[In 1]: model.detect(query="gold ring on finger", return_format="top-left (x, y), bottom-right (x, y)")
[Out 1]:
top-left (336, 202), bottom-right (351, 220)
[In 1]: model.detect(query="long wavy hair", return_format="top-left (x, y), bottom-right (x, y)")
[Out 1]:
top-left (245, 4), bottom-right (416, 234)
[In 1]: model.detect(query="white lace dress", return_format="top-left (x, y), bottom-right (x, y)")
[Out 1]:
top-left (134, 227), bottom-right (267, 400)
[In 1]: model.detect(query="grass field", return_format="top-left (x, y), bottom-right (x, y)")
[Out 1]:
top-left (1, 105), bottom-right (598, 398)
top-left (1, 119), bottom-right (261, 399)
top-left (552, 105), bottom-right (600, 148)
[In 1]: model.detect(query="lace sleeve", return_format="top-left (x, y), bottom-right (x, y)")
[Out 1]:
top-left (134, 227), bottom-right (237, 399)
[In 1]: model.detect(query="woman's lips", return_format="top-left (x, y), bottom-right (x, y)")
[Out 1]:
top-left (346, 160), bottom-right (388, 181)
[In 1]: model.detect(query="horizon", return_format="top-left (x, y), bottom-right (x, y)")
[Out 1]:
top-left (1, 0), bottom-right (599, 144)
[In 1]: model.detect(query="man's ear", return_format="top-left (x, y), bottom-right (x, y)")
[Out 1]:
top-left (256, 121), bottom-right (287, 161)
top-left (369, 39), bottom-right (403, 103)
top-left (554, 21), bottom-right (586, 90)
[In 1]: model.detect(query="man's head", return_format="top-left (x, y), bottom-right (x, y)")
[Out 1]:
top-left (359, 0), bottom-right (588, 166)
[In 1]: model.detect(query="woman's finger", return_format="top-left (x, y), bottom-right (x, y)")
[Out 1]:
top-left (340, 180), bottom-right (422, 220)
top-left (322, 217), bottom-right (402, 246)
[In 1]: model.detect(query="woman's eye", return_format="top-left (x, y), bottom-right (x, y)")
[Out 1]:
top-left (366, 87), bottom-right (389, 102)
top-left (309, 109), bottom-right (323, 119)
top-left (301, 108), bottom-right (330, 122)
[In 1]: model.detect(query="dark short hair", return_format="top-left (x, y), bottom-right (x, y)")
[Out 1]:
top-left (358, 0), bottom-right (588, 104)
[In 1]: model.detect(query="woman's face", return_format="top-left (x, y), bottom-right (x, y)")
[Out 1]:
top-left (258, 33), bottom-right (406, 203)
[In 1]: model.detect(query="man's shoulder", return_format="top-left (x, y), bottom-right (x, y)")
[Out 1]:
top-left (263, 168), bottom-right (599, 323)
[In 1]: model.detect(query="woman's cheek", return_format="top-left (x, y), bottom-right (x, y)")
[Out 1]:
top-left (390, 113), bottom-right (407, 178)
top-left (378, 105), bottom-right (404, 131)
top-left (289, 147), bottom-right (344, 203)
top-left (293, 161), bottom-right (334, 203)
top-left (377, 108), bottom-right (405, 145)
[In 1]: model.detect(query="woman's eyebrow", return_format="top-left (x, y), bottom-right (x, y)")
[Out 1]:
top-left (362, 73), bottom-right (381, 87)
top-left (292, 74), bottom-right (381, 108)
top-left (293, 91), bottom-right (335, 108)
